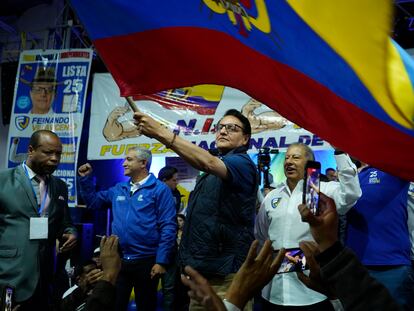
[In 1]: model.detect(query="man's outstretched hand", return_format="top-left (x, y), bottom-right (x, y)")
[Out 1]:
top-left (296, 241), bottom-right (336, 299)
top-left (225, 240), bottom-right (285, 309)
top-left (181, 266), bottom-right (226, 311)
top-left (100, 235), bottom-right (121, 285)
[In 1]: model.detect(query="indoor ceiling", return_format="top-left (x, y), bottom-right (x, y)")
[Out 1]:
top-left (0, 0), bottom-right (53, 17)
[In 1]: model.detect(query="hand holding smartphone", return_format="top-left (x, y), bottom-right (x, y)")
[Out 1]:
top-left (302, 160), bottom-right (321, 216)
top-left (276, 248), bottom-right (308, 274)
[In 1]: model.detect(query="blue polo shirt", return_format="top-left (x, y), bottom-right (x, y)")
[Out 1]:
top-left (345, 167), bottom-right (411, 265)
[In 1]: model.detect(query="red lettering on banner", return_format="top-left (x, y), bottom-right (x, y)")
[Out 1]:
top-left (60, 51), bottom-right (90, 59)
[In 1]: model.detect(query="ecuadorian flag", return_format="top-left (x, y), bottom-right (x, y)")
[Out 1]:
top-left (71, 0), bottom-right (414, 181)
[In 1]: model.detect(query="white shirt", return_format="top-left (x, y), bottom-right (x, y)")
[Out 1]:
top-left (29, 107), bottom-right (54, 114)
top-left (223, 299), bottom-right (240, 311)
top-left (255, 154), bottom-right (361, 306)
top-left (129, 174), bottom-right (150, 195)
top-left (62, 284), bottom-right (78, 299)
top-left (222, 299), bottom-right (343, 311)
top-left (23, 162), bottom-right (36, 179)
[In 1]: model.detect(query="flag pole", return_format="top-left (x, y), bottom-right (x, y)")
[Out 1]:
top-left (126, 96), bottom-right (139, 112)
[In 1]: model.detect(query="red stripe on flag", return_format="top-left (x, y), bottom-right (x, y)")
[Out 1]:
top-left (95, 27), bottom-right (414, 181)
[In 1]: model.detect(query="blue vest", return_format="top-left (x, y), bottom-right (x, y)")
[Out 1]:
top-left (179, 148), bottom-right (258, 276)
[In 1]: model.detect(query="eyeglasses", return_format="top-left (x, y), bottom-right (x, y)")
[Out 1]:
top-left (216, 123), bottom-right (244, 133)
top-left (31, 86), bottom-right (55, 94)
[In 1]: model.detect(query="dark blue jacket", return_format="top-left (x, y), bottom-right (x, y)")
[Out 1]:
top-left (79, 173), bottom-right (177, 264)
top-left (179, 147), bottom-right (258, 276)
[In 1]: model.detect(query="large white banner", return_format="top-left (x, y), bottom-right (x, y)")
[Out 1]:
top-left (88, 73), bottom-right (330, 160)
top-left (6, 49), bottom-right (93, 206)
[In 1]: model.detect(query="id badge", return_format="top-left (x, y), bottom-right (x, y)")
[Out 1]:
top-left (30, 217), bottom-right (48, 240)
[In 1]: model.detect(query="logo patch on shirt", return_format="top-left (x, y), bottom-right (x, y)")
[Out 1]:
top-left (58, 195), bottom-right (65, 201)
top-left (368, 170), bottom-right (380, 184)
top-left (137, 194), bottom-right (143, 202)
top-left (408, 182), bottom-right (414, 199)
top-left (271, 197), bottom-right (282, 209)
top-left (116, 196), bottom-right (126, 201)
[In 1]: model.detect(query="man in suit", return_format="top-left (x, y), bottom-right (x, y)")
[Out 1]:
top-left (0, 130), bottom-right (77, 310)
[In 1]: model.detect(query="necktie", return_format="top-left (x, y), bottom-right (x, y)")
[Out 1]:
top-left (36, 175), bottom-right (50, 215)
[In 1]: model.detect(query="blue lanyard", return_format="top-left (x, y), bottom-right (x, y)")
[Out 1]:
top-left (23, 163), bottom-right (49, 216)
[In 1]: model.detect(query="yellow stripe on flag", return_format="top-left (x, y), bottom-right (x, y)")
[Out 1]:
top-left (387, 40), bottom-right (414, 125)
top-left (287, 0), bottom-right (414, 128)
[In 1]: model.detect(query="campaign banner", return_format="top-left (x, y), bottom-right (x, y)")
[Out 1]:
top-left (88, 73), bottom-right (331, 160)
top-left (6, 49), bottom-right (93, 207)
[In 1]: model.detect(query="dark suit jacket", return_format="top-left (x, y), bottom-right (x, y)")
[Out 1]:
top-left (0, 165), bottom-right (76, 302)
top-left (61, 281), bottom-right (116, 311)
top-left (319, 243), bottom-right (402, 310)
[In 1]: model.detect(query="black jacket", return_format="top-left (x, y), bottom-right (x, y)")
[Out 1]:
top-left (319, 243), bottom-right (403, 311)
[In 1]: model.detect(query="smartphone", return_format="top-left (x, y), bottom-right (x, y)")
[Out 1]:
top-left (276, 248), bottom-right (308, 274)
top-left (1, 285), bottom-right (14, 311)
top-left (302, 160), bottom-right (321, 215)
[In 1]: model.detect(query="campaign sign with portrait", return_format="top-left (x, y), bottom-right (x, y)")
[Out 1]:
top-left (6, 49), bottom-right (93, 207)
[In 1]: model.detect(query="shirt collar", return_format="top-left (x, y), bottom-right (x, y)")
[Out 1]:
top-left (29, 107), bottom-right (54, 114)
top-left (358, 164), bottom-right (370, 173)
top-left (130, 174), bottom-right (151, 187)
top-left (281, 179), bottom-right (303, 195)
top-left (22, 162), bottom-right (37, 180)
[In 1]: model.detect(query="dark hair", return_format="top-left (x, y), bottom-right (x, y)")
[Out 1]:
top-left (325, 168), bottom-right (336, 174)
top-left (73, 259), bottom-right (96, 279)
top-left (29, 130), bottom-right (59, 149)
top-left (320, 174), bottom-right (329, 182)
top-left (177, 214), bottom-right (186, 221)
top-left (350, 157), bottom-right (362, 169)
top-left (158, 166), bottom-right (178, 181)
top-left (222, 109), bottom-right (251, 137)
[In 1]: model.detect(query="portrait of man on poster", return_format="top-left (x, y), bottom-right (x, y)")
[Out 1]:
top-left (21, 66), bottom-right (59, 114)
